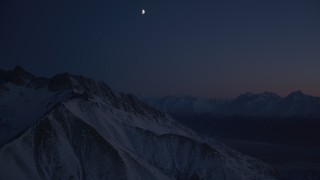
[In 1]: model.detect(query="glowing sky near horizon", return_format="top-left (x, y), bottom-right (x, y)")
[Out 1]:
top-left (1, 0), bottom-right (320, 98)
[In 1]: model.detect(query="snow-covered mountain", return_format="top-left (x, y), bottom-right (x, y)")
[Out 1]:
top-left (0, 66), bottom-right (278, 180)
top-left (142, 91), bottom-right (320, 117)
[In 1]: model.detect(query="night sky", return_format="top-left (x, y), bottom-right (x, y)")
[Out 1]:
top-left (1, 0), bottom-right (320, 98)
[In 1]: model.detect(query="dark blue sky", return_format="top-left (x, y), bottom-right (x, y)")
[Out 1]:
top-left (1, 0), bottom-right (320, 98)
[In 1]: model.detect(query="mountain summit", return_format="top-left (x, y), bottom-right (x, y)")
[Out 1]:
top-left (0, 67), bottom-right (277, 180)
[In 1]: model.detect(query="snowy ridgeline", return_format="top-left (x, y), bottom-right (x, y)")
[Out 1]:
top-left (0, 67), bottom-right (278, 179)
top-left (141, 91), bottom-right (320, 117)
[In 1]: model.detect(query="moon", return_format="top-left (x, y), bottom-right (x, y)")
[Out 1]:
top-left (142, 9), bottom-right (146, 15)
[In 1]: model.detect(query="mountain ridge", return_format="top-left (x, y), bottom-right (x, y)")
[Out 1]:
top-left (142, 91), bottom-right (320, 117)
top-left (0, 66), bottom-right (278, 179)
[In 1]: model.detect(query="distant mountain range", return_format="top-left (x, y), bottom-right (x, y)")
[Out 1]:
top-left (141, 91), bottom-right (320, 147)
top-left (141, 91), bottom-right (320, 178)
top-left (141, 91), bottom-right (320, 118)
top-left (0, 66), bottom-right (278, 180)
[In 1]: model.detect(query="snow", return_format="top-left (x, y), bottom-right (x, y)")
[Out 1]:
top-left (0, 69), bottom-right (278, 179)
top-left (142, 92), bottom-right (320, 117)
top-left (0, 83), bottom-right (72, 146)
top-left (0, 93), bottom-right (277, 179)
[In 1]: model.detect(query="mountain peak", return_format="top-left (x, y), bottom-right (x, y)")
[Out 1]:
top-left (287, 90), bottom-right (306, 98)
top-left (0, 66), bottom-right (34, 85)
top-left (48, 73), bottom-right (74, 91)
top-left (236, 92), bottom-right (255, 100)
top-left (291, 90), bottom-right (304, 95)
top-left (13, 66), bottom-right (33, 77)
